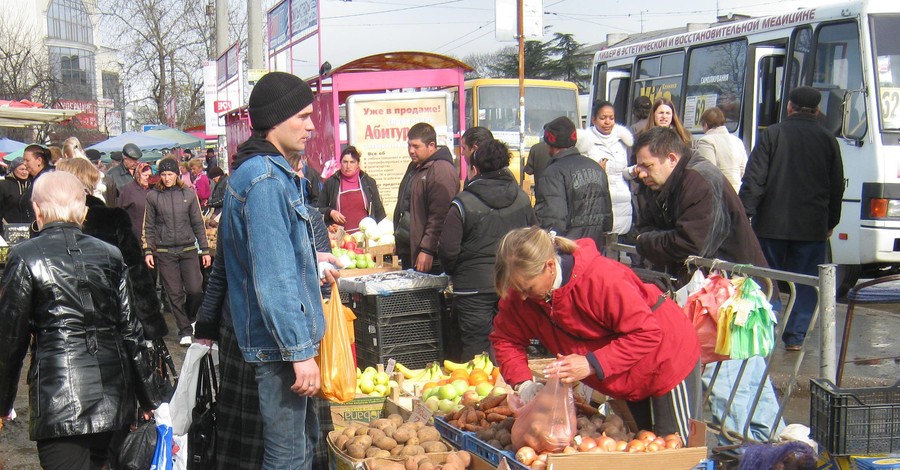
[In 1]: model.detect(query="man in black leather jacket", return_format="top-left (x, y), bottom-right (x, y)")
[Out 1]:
top-left (0, 171), bottom-right (162, 470)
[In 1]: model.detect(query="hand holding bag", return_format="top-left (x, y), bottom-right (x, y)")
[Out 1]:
top-left (119, 418), bottom-right (159, 470)
top-left (187, 352), bottom-right (217, 470)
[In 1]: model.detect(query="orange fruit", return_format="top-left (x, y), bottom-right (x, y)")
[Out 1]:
top-left (490, 368), bottom-right (500, 384)
top-left (450, 369), bottom-right (469, 381)
top-left (421, 382), bottom-right (438, 393)
top-left (468, 369), bottom-right (489, 386)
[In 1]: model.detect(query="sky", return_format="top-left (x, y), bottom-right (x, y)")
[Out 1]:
top-left (264, 0), bottom-right (814, 78)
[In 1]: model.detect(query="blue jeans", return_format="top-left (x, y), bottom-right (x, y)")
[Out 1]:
top-left (703, 358), bottom-right (785, 445)
top-left (254, 361), bottom-right (319, 469)
top-left (757, 238), bottom-right (826, 345)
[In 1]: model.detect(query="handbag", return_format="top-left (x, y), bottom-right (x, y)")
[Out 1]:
top-left (151, 338), bottom-right (178, 402)
top-left (187, 351), bottom-right (217, 470)
top-left (119, 418), bottom-right (159, 470)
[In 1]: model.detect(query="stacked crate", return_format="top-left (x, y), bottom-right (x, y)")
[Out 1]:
top-left (350, 289), bottom-right (443, 369)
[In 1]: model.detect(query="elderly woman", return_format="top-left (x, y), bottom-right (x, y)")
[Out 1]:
top-left (0, 157), bottom-right (32, 224)
top-left (647, 98), bottom-right (693, 145)
top-left (318, 146), bottom-right (386, 232)
top-left (189, 158), bottom-right (211, 207)
top-left (143, 158), bottom-right (210, 346)
top-left (0, 171), bottom-right (162, 470)
top-left (118, 162), bottom-right (154, 242)
top-left (695, 107), bottom-right (748, 193)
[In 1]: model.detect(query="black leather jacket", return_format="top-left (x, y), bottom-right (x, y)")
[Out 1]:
top-left (0, 223), bottom-right (162, 440)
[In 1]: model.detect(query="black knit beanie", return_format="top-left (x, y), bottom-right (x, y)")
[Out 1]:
top-left (157, 158), bottom-right (180, 175)
top-left (248, 72), bottom-right (315, 131)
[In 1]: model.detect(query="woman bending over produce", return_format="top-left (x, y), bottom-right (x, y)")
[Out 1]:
top-left (489, 227), bottom-right (702, 440)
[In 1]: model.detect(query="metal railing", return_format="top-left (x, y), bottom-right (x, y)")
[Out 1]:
top-left (604, 235), bottom-right (837, 446)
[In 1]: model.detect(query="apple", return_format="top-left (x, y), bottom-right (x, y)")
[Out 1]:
top-left (424, 396), bottom-right (440, 412)
top-left (373, 384), bottom-right (388, 396)
top-left (438, 398), bottom-right (456, 413)
top-left (343, 234), bottom-right (353, 244)
top-left (367, 261), bottom-right (376, 269)
top-left (374, 372), bottom-right (390, 385)
top-left (354, 248), bottom-right (365, 255)
top-left (437, 384), bottom-right (458, 401)
top-left (490, 386), bottom-right (508, 396)
top-left (451, 379), bottom-right (469, 396)
top-left (460, 390), bottom-right (480, 407)
top-left (351, 232), bottom-right (366, 244)
top-left (475, 382), bottom-right (493, 397)
top-left (359, 377), bottom-right (375, 394)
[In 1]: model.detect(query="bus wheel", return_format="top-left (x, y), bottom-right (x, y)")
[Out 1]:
top-left (836, 264), bottom-right (861, 299)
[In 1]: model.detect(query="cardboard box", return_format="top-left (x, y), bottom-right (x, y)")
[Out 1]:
top-left (331, 395), bottom-right (389, 428)
top-left (544, 446), bottom-right (708, 470)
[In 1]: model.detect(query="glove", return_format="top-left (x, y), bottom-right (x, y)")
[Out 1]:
top-left (517, 380), bottom-right (544, 404)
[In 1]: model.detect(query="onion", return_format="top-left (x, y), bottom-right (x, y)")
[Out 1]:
top-left (614, 440), bottom-right (628, 452)
top-left (595, 435), bottom-right (617, 452)
top-left (562, 446), bottom-right (577, 454)
top-left (646, 441), bottom-right (661, 452)
top-left (577, 436), bottom-right (597, 452)
top-left (664, 434), bottom-right (684, 449)
top-left (636, 430), bottom-right (657, 444)
top-left (516, 446), bottom-right (537, 465)
top-left (626, 439), bottom-right (646, 452)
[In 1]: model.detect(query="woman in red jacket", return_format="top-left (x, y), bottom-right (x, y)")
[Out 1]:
top-left (490, 227), bottom-right (701, 441)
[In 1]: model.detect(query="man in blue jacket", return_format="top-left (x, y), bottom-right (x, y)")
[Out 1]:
top-left (220, 71), bottom-right (327, 469)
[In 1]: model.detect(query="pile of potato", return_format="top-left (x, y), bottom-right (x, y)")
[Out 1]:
top-left (369, 451), bottom-right (474, 470)
top-left (334, 415), bottom-right (451, 460)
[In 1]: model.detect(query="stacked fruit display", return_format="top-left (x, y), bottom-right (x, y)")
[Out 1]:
top-left (356, 366), bottom-right (399, 397)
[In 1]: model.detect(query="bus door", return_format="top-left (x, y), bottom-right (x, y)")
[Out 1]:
top-left (605, 69), bottom-right (631, 123)
top-left (751, 47), bottom-right (786, 149)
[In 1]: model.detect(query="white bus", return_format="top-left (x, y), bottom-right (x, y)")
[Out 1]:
top-left (590, 0), bottom-right (900, 293)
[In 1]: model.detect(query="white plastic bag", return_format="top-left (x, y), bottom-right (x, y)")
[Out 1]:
top-left (171, 434), bottom-right (188, 470)
top-left (169, 343), bottom-right (218, 435)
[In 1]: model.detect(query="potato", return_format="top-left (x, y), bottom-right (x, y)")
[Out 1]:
top-left (368, 428), bottom-right (387, 442)
top-left (406, 436), bottom-right (420, 447)
top-left (349, 435), bottom-right (373, 449)
top-left (417, 459), bottom-right (435, 470)
top-left (416, 427), bottom-right (440, 444)
top-left (357, 425), bottom-right (371, 436)
top-left (605, 414), bottom-right (625, 429)
top-left (487, 439), bottom-right (502, 449)
top-left (405, 454), bottom-right (426, 470)
top-left (374, 436), bottom-right (398, 451)
top-left (399, 445), bottom-right (424, 456)
top-left (373, 450), bottom-right (392, 459)
top-left (345, 443), bottom-right (367, 459)
top-left (412, 421), bottom-right (425, 430)
top-left (371, 418), bottom-right (393, 430)
top-left (387, 413), bottom-right (404, 427)
top-left (421, 441), bottom-right (448, 453)
top-left (591, 414), bottom-right (606, 427)
top-left (343, 426), bottom-right (360, 438)
top-left (498, 431), bottom-right (512, 447)
top-left (382, 425), bottom-right (397, 438)
top-left (576, 416), bottom-right (592, 430)
top-left (366, 446), bottom-right (383, 458)
top-left (477, 428), bottom-right (496, 441)
top-left (444, 453), bottom-right (465, 470)
top-left (392, 428), bottom-right (413, 444)
top-left (390, 444), bottom-right (405, 456)
top-left (369, 461), bottom-right (404, 470)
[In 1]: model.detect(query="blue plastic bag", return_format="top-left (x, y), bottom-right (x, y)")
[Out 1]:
top-left (151, 404), bottom-right (174, 470)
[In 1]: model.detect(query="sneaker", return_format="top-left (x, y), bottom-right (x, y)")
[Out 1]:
top-left (180, 336), bottom-right (192, 346)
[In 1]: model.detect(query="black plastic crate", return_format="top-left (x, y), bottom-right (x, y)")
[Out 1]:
top-left (355, 315), bottom-right (440, 350)
top-left (350, 289), bottom-right (442, 318)
top-left (810, 378), bottom-right (900, 455)
top-left (356, 342), bottom-right (441, 370)
top-left (340, 290), bottom-right (350, 305)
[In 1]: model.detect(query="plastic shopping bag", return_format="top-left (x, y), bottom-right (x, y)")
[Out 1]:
top-left (510, 375), bottom-right (576, 453)
top-left (170, 344), bottom-right (219, 435)
top-left (317, 284), bottom-right (357, 403)
top-left (685, 273), bottom-right (734, 364)
top-left (151, 404), bottom-right (174, 470)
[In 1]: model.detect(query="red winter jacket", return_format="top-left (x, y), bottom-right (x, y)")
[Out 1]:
top-left (490, 239), bottom-right (700, 401)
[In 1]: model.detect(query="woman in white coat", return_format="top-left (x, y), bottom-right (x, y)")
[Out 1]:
top-left (695, 107), bottom-right (747, 193)
top-left (577, 100), bottom-right (634, 236)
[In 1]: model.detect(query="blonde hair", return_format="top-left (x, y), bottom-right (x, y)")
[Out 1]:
top-left (494, 227), bottom-right (578, 296)
top-left (62, 137), bottom-right (88, 160)
top-left (56, 158), bottom-right (100, 194)
top-left (188, 158), bottom-right (204, 170)
top-left (32, 171), bottom-right (87, 225)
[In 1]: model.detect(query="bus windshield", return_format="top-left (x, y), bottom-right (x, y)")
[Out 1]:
top-left (477, 85), bottom-right (579, 146)
top-left (872, 15), bottom-right (900, 130)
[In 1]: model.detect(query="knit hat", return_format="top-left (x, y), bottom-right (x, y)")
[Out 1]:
top-left (543, 116), bottom-right (578, 148)
top-left (157, 158), bottom-right (180, 175)
top-left (9, 157), bottom-right (25, 172)
top-left (789, 86), bottom-right (821, 109)
top-left (207, 166), bottom-right (225, 179)
top-left (248, 72), bottom-right (315, 131)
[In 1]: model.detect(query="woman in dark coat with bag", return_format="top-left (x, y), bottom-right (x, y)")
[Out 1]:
top-left (0, 157), bottom-right (32, 224)
top-left (318, 146), bottom-right (386, 231)
top-left (0, 171), bottom-right (162, 470)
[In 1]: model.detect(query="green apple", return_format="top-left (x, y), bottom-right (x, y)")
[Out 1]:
top-left (359, 377), bottom-right (375, 394)
top-left (374, 384), bottom-right (388, 396)
top-left (490, 386), bottom-right (508, 396)
top-left (374, 372), bottom-right (390, 385)
top-left (424, 396), bottom-right (441, 412)
top-left (438, 384), bottom-right (458, 401)
top-left (438, 398), bottom-right (456, 413)
top-left (367, 260), bottom-right (376, 269)
top-left (388, 380), bottom-right (398, 389)
top-left (475, 382), bottom-right (493, 397)
top-left (451, 379), bottom-right (469, 395)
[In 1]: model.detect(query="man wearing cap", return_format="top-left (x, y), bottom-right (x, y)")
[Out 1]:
top-left (104, 143), bottom-right (142, 207)
top-left (533, 116), bottom-right (612, 249)
top-left (220, 71), bottom-right (334, 469)
top-left (740, 86), bottom-right (844, 350)
top-left (0, 157), bottom-right (32, 224)
top-left (206, 166), bottom-right (227, 214)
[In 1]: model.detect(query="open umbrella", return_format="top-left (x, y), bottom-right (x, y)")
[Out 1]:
top-left (86, 131), bottom-right (178, 154)
top-left (0, 137), bottom-right (26, 153)
top-left (144, 126), bottom-right (204, 149)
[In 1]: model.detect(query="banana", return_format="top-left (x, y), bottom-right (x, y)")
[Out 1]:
top-left (411, 366), bottom-right (432, 381)
top-left (443, 359), bottom-right (471, 372)
top-left (477, 353), bottom-right (495, 375)
top-left (395, 362), bottom-right (416, 380)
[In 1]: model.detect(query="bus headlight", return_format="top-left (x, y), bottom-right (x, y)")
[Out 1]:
top-left (868, 198), bottom-right (900, 218)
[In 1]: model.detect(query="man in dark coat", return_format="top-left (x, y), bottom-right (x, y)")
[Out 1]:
top-left (534, 116), bottom-right (612, 250)
top-left (633, 127), bottom-right (769, 284)
top-left (740, 86), bottom-right (845, 350)
top-left (439, 138), bottom-right (536, 360)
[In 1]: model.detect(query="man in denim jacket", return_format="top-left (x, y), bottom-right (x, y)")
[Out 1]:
top-left (220, 71), bottom-right (325, 469)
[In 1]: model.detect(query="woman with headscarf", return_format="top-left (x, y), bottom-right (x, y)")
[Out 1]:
top-left (318, 146), bottom-right (386, 232)
top-left (0, 157), bottom-right (32, 224)
top-left (118, 162), bottom-right (154, 242)
top-left (0, 171), bottom-right (162, 470)
top-left (143, 158), bottom-right (211, 346)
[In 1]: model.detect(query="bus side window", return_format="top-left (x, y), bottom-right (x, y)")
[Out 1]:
top-left (786, 27), bottom-right (812, 120)
top-left (813, 21), bottom-right (867, 139)
top-left (609, 77), bottom-right (631, 123)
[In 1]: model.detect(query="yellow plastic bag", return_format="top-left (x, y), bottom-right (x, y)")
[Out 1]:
top-left (317, 284), bottom-right (357, 403)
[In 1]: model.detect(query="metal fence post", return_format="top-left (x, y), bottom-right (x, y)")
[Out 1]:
top-left (818, 264), bottom-right (837, 382)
